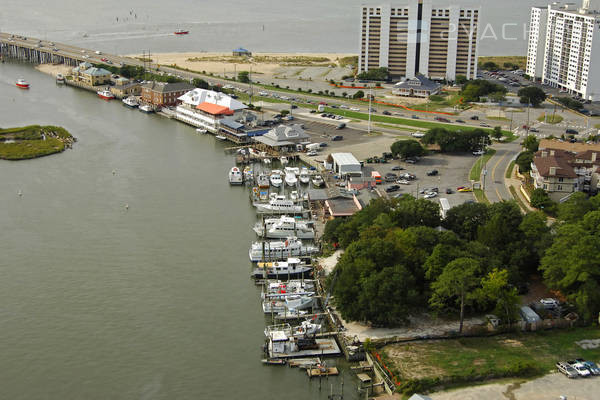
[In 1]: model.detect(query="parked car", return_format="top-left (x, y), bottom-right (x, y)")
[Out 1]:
top-left (426, 170), bottom-right (439, 176)
top-left (470, 115), bottom-right (479, 120)
top-left (319, 142), bottom-right (328, 147)
top-left (556, 362), bottom-right (578, 378)
top-left (411, 115), bottom-right (420, 119)
top-left (540, 298), bottom-right (560, 309)
top-left (435, 117), bottom-right (451, 123)
top-left (456, 119), bottom-right (465, 123)
top-left (307, 150), bottom-right (318, 156)
top-left (382, 110), bottom-right (391, 115)
top-left (568, 361), bottom-right (592, 377)
top-left (457, 187), bottom-right (473, 192)
top-left (446, 188), bottom-right (453, 194)
top-left (480, 122), bottom-right (491, 127)
top-left (336, 123), bottom-right (346, 129)
top-left (396, 179), bottom-right (410, 185)
top-left (385, 173), bottom-right (398, 182)
top-left (575, 359), bottom-right (600, 375)
top-left (472, 150), bottom-right (485, 156)
top-left (385, 185), bottom-right (400, 193)
top-left (332, 135), bottom-right (343, 141)
top-left (423, 192), bottom-right (437, 199)
top-left (566, 128), bottom-right (579, 135)
top-left (529, 128), bottom-right (539, 133)
top-left (405, 159), bottom-right (416, 164)
top-left (391, 166), bottom-right (404, 171)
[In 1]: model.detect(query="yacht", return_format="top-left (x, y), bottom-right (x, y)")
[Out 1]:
top-left (285, 171), bottom-right (297, 187)
top-left (249, 238), bottom-right (318, 262)
top-left (280, 156), bottom-right (289, 165)
top-left (299, 167), bottom-right (310, 184)
top-left (97, 89), bottom-right (115, 100)
top-left (139, 104), bottom-right (154, 113)
top-left (254, 195), bottom-right (304, 214)
top-left (311, 175), bottom-right (324, 187)
top-left (122, 96), bottom-right (139, 108)
top-left (228, 167), bottom-right (243, 185)
top-left (56, 73), bottom-right (65, 83)
top-left (270, 170), bottom-right (283, 187)
top-left (251, 258), bottom-right (313, 279)
top-left (290, 191), bottom-right (299, 202)
top-left (257, 172), bottom-right (270, 189)
top-left (253, 216), bottom-right (315, 239)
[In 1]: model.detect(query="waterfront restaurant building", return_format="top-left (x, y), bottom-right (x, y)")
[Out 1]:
top-left (175, 88), bottom-right (248, 133)
top-left (253, 124), bottom-right (311, 153)
top-left (358, 1), bottom-right (480, 81)
top-left (141, 81), bottom-right (195, 107)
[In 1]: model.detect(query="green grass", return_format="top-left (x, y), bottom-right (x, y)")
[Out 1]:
top-left (469, 149), bottom-right (497, 181)
top-left (385, 327), bottom-right (600, 391)
top-left (506, 160), bottom-right (516, 179)
top-left (478, 56), bottom-right (527, 70)
top-left (0, 125), bottom-right (73, 160)
top-left (509, 185), bottom-right (529, 213)
top-left (537, 113), bottom-right (563, 124)
top-left (473, 188), bottom-right (489, 204)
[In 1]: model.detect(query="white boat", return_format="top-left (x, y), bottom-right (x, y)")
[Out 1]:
top-left (299, 168), bottom-right (310, 184)
top-left (285, 167), bottom-right (300, 175)
top-left (122, 96), bottom-right (138, 108)
top-left (311, 175), bottom-right (324, 187)
top-left (261, 280), bottom-right (316, 300)
top-left (252, 258), bottom-right (313, 279)
top-left (262, 295), bottom-right (314, 314)
top-left (97, 89), bottom-right (115, 100)
top-left (270, 170), bottom-right (283, 187)
top-left (290, 191), bottom-right (299, 202)
top-left (280, 156), bottom-right (289, 165)
top-left (56, 73), bottom-right (65, 83)
top-left (285, 171), bottom-right (298, 187)
top-left (249, 238), bottom-right (318, 262)
top-left (16, 78), bottom-right (30, 89)
top-left (139, 104), bottom-right (154, 113)
top-left (253, 216), bottom-right (315, 239)
top-left (254, 195), bottom-right (304, 214)
top-left (216, 135), bottom-right (227, 141)
top-left (196, 128), bottom-right (208, 134)
top-left (263, 158), bottom-right (272, 165)
top-left (257, 173), bottom-right (270, 189)
top-left (264, 320), bottom-right (320, 338)
top-left (228, 167), bottom-right (243, 185)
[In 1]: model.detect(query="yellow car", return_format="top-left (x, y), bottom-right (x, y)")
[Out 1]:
top-left (457, 187), bottom-right (473, 192)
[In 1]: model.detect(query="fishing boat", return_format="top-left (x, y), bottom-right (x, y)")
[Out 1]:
top-left (228, 167), bottom-right (243, 185)
top-left (299, 167), bottom-right (310, 184)
top-left (285, 171), bottom-right (297, 187)
top-left (253, 216), bottom-right (315, 239)
top-left (56, 74), bottom-right (65, 83)
top-left (249, 238), bottom-right (318, 262)
top-left (139, 104), bottom-right (154, 113)
top-left (269, 170), bottom-right (283, 187)
top-left (122, 96), bottom-right (138, 108)
top-left (311, 175), bottom-right (324, 187)
top-left (261, 358), bottom-right (286, 365)
top-left (15, 78), bottom-right (30, 89)
top-left (254, 195), bottom-right (304, 214)
top-left (174, 29), bottom-right (189, 35)
top-left (97, 89), bottom-right (115, 100)
top-left (252, 258), bottom-right (313, 279)
top-left (257, 172), bottom-right (270, 189)
top-left (280, 156), bottom-right (289, 165)
top-left (262, 295), bottom-right (314, 314)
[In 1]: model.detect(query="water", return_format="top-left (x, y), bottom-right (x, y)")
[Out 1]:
top-left (1, 0), bottom-right (544, 55)
top-left (0, 62), bottom-right (357, 399)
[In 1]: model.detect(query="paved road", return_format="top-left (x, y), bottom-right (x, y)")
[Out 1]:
top-left (482, 141), bottom-right (522, 202)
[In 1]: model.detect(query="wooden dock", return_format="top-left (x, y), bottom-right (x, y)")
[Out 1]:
top-left (269, 337), bottom-right (341, 359)
top-left (307, 366), bottom-right (339, 378)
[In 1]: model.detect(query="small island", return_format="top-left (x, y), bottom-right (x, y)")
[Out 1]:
top-left (0, 125), bottom-right (75, 160)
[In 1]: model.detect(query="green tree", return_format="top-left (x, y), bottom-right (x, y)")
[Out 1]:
top-left (390, 140), bottom-right (426, 159)
top-left (490, 91), bottom-right (507, 103)
top-left (238, 71), bottom-right (250, 83)
top-left (352, 90), bottom-right (365, 99)
top-left (477, 268), bottom-right (520, 326)
top-left (280, 110), bottom-right (289, 116)
top-left (430, 257), bottom-right (481, 333)
top-left (442, 202), bottom-right (490, 241)
top-left (518, 86), bottom-right (547, 107)
top-left (455, 75), bottom-right (468, 85)
top-left (522, 135), bottom-right (540, 153)
top-left (530, 188), bottom-right (553, 210)
top-left (481, 61), bottom-right (499, 71)
top-left (492, 126), bottom-right (503, 140)
top-left (557, 192), bottom-right (598, 223)
top-left (192, 78), bottom-right (209, 89)
top-left (357, 67), bottom-right (389, 81)
top-left (515, 151), bottom-right (534, 173)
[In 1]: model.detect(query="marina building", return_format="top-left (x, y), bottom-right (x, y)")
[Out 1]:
top-left (331, 153), bottom-right (362, 177)
top-left (72, 64), bottom-right (111, 86)
top-left (526, 0), bottom-right (600, 100)
top-left (358, 1), bottom-right (480, 81)
top-left (141, 81), bottom-right (194, 107)
top-left (176, 88), bottom-right (248, 133)
top-left (253, 124), bottom-right (310, 153)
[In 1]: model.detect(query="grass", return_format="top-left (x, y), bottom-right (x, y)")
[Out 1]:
top-left (0, 125), bottom-right (73, 160)
top-left (384, 327), bottom-right (600, 392)
top-left (538, 113), bottom-right (563, 124)
top-left (488, 116), bottom-right (510, 121)
top-left (509, 185), bottom-right (529, 213)
top-left (505, 160), bottom-right (516, 179)
top-left (478, 56), bottom-right (527, 70)
top-left (469, 149), bottom-right (497, 181)
top-left (473, 188), bottom-right (489, 204)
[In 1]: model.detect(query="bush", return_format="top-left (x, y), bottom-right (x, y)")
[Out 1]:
top-left (357, 67), bottom-right (389, 81)
top-left (352, 90), bottom-right (365, 99)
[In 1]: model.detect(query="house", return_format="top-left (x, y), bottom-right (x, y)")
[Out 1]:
top-left (392, 74), bottom-right (441, 98)
top-left (110, 77), bottom-right (141, 98)
top-left (331, 153), bottom-right (362, 177)
top-left (176, 88), bottom-right (248, 133)
top-left (141, 81), bottom-right (195, 107)
top-left (233, 47), bottom-right (252, 57)
top-left (72, 65), bottom-right (111, 86)
top-left (253, 124), bottom-right (311, 152)
top-left (531, 149), bottom-right (579, 201)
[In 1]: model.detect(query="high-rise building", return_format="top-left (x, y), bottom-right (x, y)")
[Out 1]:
top-left (526, 0), bottom-right (600, 100)
top-left (358, 1), bottom-right (480, 81)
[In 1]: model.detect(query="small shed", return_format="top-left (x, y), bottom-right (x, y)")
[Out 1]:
top-left (331, 153), bottom-right (362, 177)
top-left (233, 47), bottom-right (252, 57)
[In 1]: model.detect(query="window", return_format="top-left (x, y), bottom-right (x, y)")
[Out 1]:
top-left (557, 185), bottom-right (563, 190)
top-left (558, 177), bottom-right (564, 182)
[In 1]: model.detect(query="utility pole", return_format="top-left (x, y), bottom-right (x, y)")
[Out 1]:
top-left (368, 85), bottom-right (372, 135)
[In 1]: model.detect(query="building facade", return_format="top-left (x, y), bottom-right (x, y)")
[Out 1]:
top-left (358, 1), bottom-right (479, 81)
top-left (141, 82), bottom-right (195, 107)
top-left (175, 88), bottom-right (248, 133)
top-left (392, 74), bottom-right (441, 97)
top-left (526, 0), bottom-right (600, 100)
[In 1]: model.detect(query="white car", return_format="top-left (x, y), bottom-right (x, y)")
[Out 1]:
top-left (570, 361), bottom-right (592, 377)
top-left (472, 150), bottom-right (484, 156)
top-left (396, 179), bottom-right (410, 185)
top-left (258, 91), bottom-right (268, 96)
top-left (424, 192), bottom-right (437, 199)
top-left (340, 105), bottom-right (349, 109)
top-left (350, 107), bottom-right (360, 111)
top-left (307, 151), bottom-right (318, 156)
top-left (95, 50), bottom-right (102, 55)
top-left (540, 298), bottom-right (560, 309)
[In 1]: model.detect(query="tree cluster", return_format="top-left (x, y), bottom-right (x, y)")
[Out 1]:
top-left (518, 87), bottom-right (547, 107)
top-left (460, 80), bottom-right (507, 102)
top-left (421, 127), bottom-right (490, 153)
top-left (357, 67), bottom-right (389, 81)
top-left (556, 97), bottom-right (584, 111)
top-left (390, 140), bottom-right (426, 159)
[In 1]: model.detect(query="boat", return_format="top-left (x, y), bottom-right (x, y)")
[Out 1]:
top-left (285, 171), bottom-right (297, 187)
top-left (262, 295), bottom-right (314, 314)
top-left (270, 170), bottom-right (283, 187)
top-left (15, 78), bottom-right (29, 89)
top-left (253, 216), bottom-right (315, 239)
top-left (261, 358), bottom-right (286, 365)
top-left (252, 258), bottom-right (313, 279)
top-left (216, 135), bottom-right (227, 141)
top-left (249, 238), bottom-right (318, 262)
top-left (254, 195), bottom-right (304, 214)
top-left (97, 89), bottom-right (115, 100)
top-left (263, 158), bottom-right (272, 165)
top-left (257, 173), bottom-right (270, 189)
top-left (261, 280), bottom-right (315, 300)
top-left (122, 96), bottom-right (138, 108)
top-left (196, 128), bottom-right (207, 134)
top-left (139, 104), bottom-right (154, 113)
top-left (280, 156), bottom-right (289, 165)
top-left (243, 166), bottom-right (253, 182)
top-left (56, 73), bottom-right (65, 83)
top-left (299, 168), bottom-right (310, 184)
top-left (174, 29), bottom-right (189, 35)
top-left (228, 167), bottom-right (243, 185)
top-left (311, 175), bottom-right (324, 187)
top-left (290, 191), bottom-right (299, 202)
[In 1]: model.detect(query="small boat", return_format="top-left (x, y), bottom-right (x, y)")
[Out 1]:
top-left (174, 29), bottom-right (189, 35)
top-left (311, 175), bottom-right (324, 187)
top-left (196, 128), bottom-right (207, 134)
top-left (257, 173), bottom-right (270, 189)
top-left (253, 216), bottom-right (315, 239)
top-left (252, 257), bottom-right (313, 278)
top-left (261, 358), bottom-right (286, 365)
top-left (249, 238), bottom-right (318, 262)
top-left (97, 89), bottom-right (115, 100)
top-left (290, 191), bottom-right (299, 202)
top-left (263, 158), bottom-right (272, 165)
top-left (285, 171), bottom-right (297, 187)
top-left (254, 195), bottom-right (304, 214)
top-left (228, 167), bottom-right (243, 185)
top-left (299, 167), bottom-right (310, 184)
top-left (280, 156), bottom-right (289, 165)
top-left (215, 135), bottom-right (227, 141)
top-left (139, 104), bottom-right (154, 113)
top-left (56, 74), bottom-right (65, 83)
top-left (122, 96), bottom-right (138, 108)
top-left (270, 170), bottom-right (283, 187)
top-left (16, 78), bottom-right (29, 89)
top-left (243, 166), bottom-right (253, 182)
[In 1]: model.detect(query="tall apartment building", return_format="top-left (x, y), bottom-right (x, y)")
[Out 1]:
top-left (526, 0), bottom-right (600, 100)
top-left (358, 0), bottom-right (480, 81)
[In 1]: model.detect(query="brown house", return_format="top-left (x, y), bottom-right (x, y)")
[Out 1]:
top-left (141, 81), bottom-right (194, 107)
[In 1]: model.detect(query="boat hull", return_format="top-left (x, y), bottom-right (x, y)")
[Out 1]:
top-left (16, 83), bottom-right (29, 89)
top-left (98, 93), bottom-right (114, 100)
top-left (252, 268), bottom-right (313, 280)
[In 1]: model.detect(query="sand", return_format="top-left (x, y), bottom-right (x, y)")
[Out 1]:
top-left (35, 64), bottom-right (72, 77)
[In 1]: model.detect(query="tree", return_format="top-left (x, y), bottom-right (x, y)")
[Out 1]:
top-left (237, 71), bottom-right (250, 83)
top-left (530, 188), bottom-right (553, 210)
top-left (489, 91), bottom-right (506, 103)
top-left (481, 61), bottom-right (499, 71)
top-left (455, 75), bottom-right (468, 85)
top-left (515, 151), bottom-right (534, 173)
top-left (442, 202), bottom-right (490, 241)
top-left (557, 192), bottom-right (598, 223)
top-left (430, 257), bottom-right (480, 333)
top-left (357, 67), bottom-right (389, 81)
top-left (477, 269), bottom-right (520, 326)
top-left (280, 110), bottom-right (289, 116)
top-left (492, 126), bottom-right (503, 140)
top-left (192, 78), bottom-right (209, 89)
top-left (390, 140), bottom-right (426, 159)
top-left (522, 135), bottom-right (539, 153)
top-left (518, 86), bottom-right (546, 107)
top-left (352, 90), bottom-right (365, 99)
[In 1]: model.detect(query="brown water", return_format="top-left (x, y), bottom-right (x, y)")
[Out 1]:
top-left (0, 62), bottom-right (356, 399)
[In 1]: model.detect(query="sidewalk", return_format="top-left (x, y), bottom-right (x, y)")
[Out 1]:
top-left (505, 164), bottom-right (535, 212)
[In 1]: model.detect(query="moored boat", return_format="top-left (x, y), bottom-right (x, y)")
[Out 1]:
top-left (254, 195), bottom-right (304, 214)
top-left (228, 167), bottom-right (243, 185)
top-left (285, 171), bottom-right (297, 187)
top-left (257, 172), bottom-right (270, 189)
top-left (311, 175), bottom-right (324, 187)
top-left (97, 89), bottom-right (115, 100)
top-left (215, 135), bottom-right (227, 141)
top-left (174, 29), bottom-right (189, 35)
top-left (299, 167), bottom-right (310, 184)
top-left (56, 74), bottom-right (65, 83)
top-left (251, 257), bottom-right (313, 278)
top-left (139, 104), bottom-right (154, 113)
top-left (249, 238), bottom-right (318, 262)
top-left (122, 96), bottom-right (139, 108)
top-left (270, 170), bottom-right (283, 187)
top-left (280, 156), bottom-right (289, 165)
top-left (253, 216), bottom-right (315, 239)
top-left (16, 78), bottom-right (29, 89)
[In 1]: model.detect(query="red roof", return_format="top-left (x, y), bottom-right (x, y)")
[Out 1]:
top-left (196, 102), bottom-right (234, 115)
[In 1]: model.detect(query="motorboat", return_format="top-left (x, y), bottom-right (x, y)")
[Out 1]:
top-left (311, 175), bottom-right (324, 187)
top-left (228, 167), bottom-right (243, 185)
top-left (122, 96), bottom-right (139, 108)
top-left (262, 295), bottom-right (314, 314)
top-left (139, 104), bottom-right (154, 113)
top-left (253, 216), bottom-right (315, 239)
top-left (252, 258), bottom-right (313, 279)
top-left (285, 171), bottom-right (297, 187)
top-left (290, 191), bottom-right (299, 202)
top-left (299, 167), bottom-right (310, 184)
top-left (254, 195), bottom-right (304, 214)
top-left (249, 238), bottom-right (318, 262)
top-left (56, 74), bottom-right (65, 83)
top-left (270, 170), bottom-right (283, 187)
top-left (280, 156), bottom-right (289, 165)
top-left (243, 166), bottom-right (253, 182)
top-left (15, 78), bottom-right (29, 89)
top-left (215, 135), bottom-right (227, 141)
top-left (174, 29), bottom-right (189, 35)
top-left (263, 158), bottom-right (272, 165)
top-left (97, 89), bottom-right (115, 100)
top-left (257, 172), bottom-right (270, 189)
top-left (196, 128), bottom-right (208, 134)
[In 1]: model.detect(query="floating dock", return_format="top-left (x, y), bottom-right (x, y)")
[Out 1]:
top-left (269, 337), bottom-right (341, 359)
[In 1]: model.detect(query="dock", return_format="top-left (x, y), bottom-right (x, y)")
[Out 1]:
top-left (269, 337), bottom-right (341, 359)
top-left (307, 366), bottom-right (339, 378)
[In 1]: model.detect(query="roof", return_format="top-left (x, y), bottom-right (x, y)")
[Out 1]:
top-left (221, 119), bottom-right (244, 130)
top-left (539, 139), bottom-right (600, 153)
top-left (254, 124), bottom-right (310, 147)
top-left (331, 152), bottom-right (360, 166)
top-left (142, 81), bottom-right (194, 93)
top-left (78, 61), bottom-right (93, 69)
top-left (178, 88), bottom-right (247, 111)
top-left (83, 67), bottom-right (111, 76)
top-left (233, 47), bottom-right (251, 53)
top-left (326, 196), bottom-right (362, 216)
top-left (196, 102), bottom-right (234, 116)
top-left (533, 150), bottom-right (577, 178)
top-left (306, 189), bottom-right (330, 201)
top-left (394, 74), bottom-right (441, 91)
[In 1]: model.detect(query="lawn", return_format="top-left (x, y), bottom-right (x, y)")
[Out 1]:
top-left (478, 56), bottom-right (527, 70)
top-left (505, 160), bottom-right (516, 179)
top-left (473, 188), bottom-right (489, 204)
top-left (0, 125), bottom-right (73, 160)
top-left (537, 113), bottom-right (563, 124)
top-left (384, 327), bottom-right (600, 391)
top-left (469, 149), bottom-right (497, 181)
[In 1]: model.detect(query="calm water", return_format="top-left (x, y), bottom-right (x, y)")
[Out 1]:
top-left (0, 62), bottom-right (356, 399)
top-left (1, 0), bottom-right (542, 55)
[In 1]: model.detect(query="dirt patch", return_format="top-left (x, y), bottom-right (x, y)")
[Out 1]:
top-left (473, 358), bottom-right (487, 366)
top-left (386, 344), bottom-right (446, 380)
top-left (501, 339), bottom-right (524, 348)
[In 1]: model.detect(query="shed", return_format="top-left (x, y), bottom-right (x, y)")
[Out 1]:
top-left (331, 153), bottom-right (362, 176)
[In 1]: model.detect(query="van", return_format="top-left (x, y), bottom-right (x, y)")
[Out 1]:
top-left (371, 171), bottom-right (382, 185)
top-left (95, 50), bottom-right (102, 55)
top-left (317, 104), bottom-right (325, 112)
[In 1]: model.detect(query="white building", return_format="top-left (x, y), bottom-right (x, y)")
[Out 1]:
top-left (176, 89), bottom-right (248, 133)
top-left (358, 1), bottom-right (480, 81)
top-left (526, 0), bottom-right (600, 100)
top-left (331, 153), bottom-right (362, 176)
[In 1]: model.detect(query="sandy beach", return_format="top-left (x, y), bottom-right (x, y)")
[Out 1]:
top-left (35, 64), bottom-right (72, 78)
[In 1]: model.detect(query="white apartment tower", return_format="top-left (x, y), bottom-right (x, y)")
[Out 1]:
top-left (358, 1), bottom-right (480, 81)
top-left (526, 0), bottom-right (600, 100)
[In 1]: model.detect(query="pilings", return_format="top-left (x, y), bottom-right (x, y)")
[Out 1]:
top-left (0, 42), bottom-right (79, 66)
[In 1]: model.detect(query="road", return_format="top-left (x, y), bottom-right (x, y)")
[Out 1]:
top-left (482, 141), bottom-right (522, 202)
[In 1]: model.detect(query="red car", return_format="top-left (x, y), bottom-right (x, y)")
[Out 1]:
top-left (101, 57), bottom-right (108, 62)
